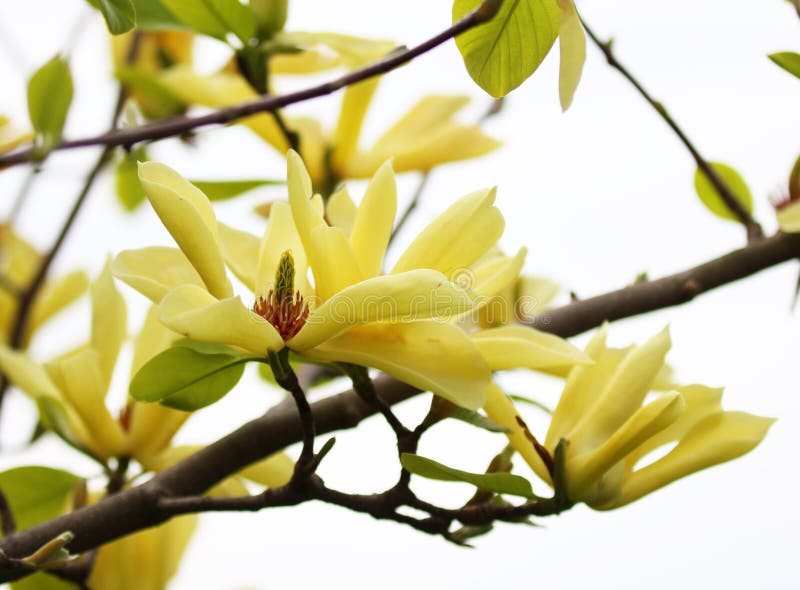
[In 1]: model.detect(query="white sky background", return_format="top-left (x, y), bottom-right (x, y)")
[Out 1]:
top-left (0, 0), bottom-right (799, 588)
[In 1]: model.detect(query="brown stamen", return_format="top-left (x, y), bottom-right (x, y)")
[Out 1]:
top-left (253, 288), bottom-right (309, 341)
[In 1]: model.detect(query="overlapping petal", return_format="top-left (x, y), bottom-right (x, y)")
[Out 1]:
top-left (111, 246), bottom-right (206, 303)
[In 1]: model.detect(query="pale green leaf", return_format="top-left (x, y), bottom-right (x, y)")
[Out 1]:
top-left (27, 56), bottom-right (73, 148)
top-left (131, 0), bottom-right (185, 30)
top-left (693, 162), bottom-right (754, 222)
top-left (0, 467), bottom-right (78, 531)
top-left (130, 345), bottom-right (256, 410)
top-left (160, 0), bottom-right (256, 44)
top-left (12, 572), bottom-right (76, 590)
top-left (452, 0), bottom-right (560, 97)
top-left (769, 52), bottom-right (800, 79)
top-left (190, 179), bottom-right (282, 201)
top-left (400, 453), bottom-right (536, 498)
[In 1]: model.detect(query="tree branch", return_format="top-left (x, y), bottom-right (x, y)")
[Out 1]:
top-left (2, 228), bottom-right (800, 582)
top-left (582, 20), bottom-right (764, 241)
top-left (0, 0), bottom-right (503, 169)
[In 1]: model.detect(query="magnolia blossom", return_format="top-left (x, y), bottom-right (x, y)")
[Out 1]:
top-left (484, 325), bottom-right (773, 509)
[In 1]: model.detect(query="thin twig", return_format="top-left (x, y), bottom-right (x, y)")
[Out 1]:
top-left (0, 0), bottom-right (503, 168)
top-left (582, 20), bottom-right (763, 241)
top-left (6, 167), bottom-right (39, 224)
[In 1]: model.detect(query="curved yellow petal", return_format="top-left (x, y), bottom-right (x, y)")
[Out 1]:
top-left (25, 270), bottom-right (89, 343)
top-left (483, 383), bottom-right (552, 484)
top-left (159, 285), bottom-right (283, 354)
top-left (557, 0), bottom-right (586, 111)
top-left (373, 95), bottom-right (471, 149)
top-left (349, 160), bottom-right (397, 278)
top-left (777, 199), bottom-right (800, 233)
top-left (46, 350), bottom-right (127, 458)
top-left (287, 150), bottom-right (325, 261)
top-left (568, 327), bottom-right (671, 454)
top-left (568, 392), bottom-right (684, 506)
top-left (472, 247), bottom-right (527, 300)
top-left (239, 452), bottom-right (294, 487)
top-left (138, 161), bottom-right (233, 299)
top-left (472, 325), bottom-right (592, 371)
top-left (605, 411), bottom-right (775, 509)
top-left (111, 247), bottom-right (206, 303)
top-left (291, 116), bottom-right (327, 188)
top-left (219, 222), bottom-right (260, 292)
top-left (0, 345), bottom-right (61, 399)
top-left (302, 321), bottom-right (490, 410)
top-left (331, 78), bottom-right (380, 173)
top-left (326, 185), bottom-right (357, 236)
top-left (392, 188), bottom-right (503, 277)
top-left (289, 269), bottom-right (475, 351)
top-left (90, 262), bottom-right (127, 389)
top-left (256, 201), bottom-right (309, 299)
top-left (309, 225), bottom-right (364, 301)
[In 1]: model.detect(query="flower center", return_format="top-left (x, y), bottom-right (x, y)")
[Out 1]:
top-left (253, 250), bottom-right (309, 341)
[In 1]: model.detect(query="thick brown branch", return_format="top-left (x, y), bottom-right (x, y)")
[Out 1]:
top-left (582, 20), bottom-right (763, 241)
top-left (0, 0), bottom-right (502, 168)
top-left (2, 230), bottom-right (800, 581)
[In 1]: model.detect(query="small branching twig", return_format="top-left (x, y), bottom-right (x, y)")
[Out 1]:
top-left (582, 20), bottom-right (763, 241)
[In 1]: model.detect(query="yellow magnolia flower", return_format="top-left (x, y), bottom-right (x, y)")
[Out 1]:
top-left (112, 151), bottom-right (543, 409)
top-left (112, 30), bottom-right (194, 119)
top-left (0, 225), bottom-right (88, 345)
top-left (484, 325), bottom-right (774, 509)
top-left (155, 32), bottom-right (499, 190)
top-left (776, 199), bottom-right (800, 232)
top-left (0, 115), bottom-right (34, 155)
top-left (0, 264), bottom-right (292, 490)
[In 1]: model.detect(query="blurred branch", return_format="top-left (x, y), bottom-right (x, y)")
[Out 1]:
top-left (0, 0), bottom-right (504, 168)
top-left (582, 20), bottom-right (764, 242)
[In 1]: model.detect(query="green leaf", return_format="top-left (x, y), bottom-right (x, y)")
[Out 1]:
top-left (27, 56), bottom-right (73, 149)
top-left (452, 0), bottom-right (560, 98)
top-left (693, 162), bottom-right (754, 221)
top-left (400, 453), bottom-right (537, 499)
top-left (160, 0), bottom-right (257, 44)
top-left (131, 0), bottom-right (185, 30)
top-left (115, 146), bottom-right (148, 211)
top-left (12, 572), bottom-right (76, 590)
top-left (190, 179), bottom-right (282, 201)
top-left (769, 51), bottom-right (800, 79)
top-left (95, 0), bottom-right (137, 35)
top-left (0, 467), bottom-right (78, 531)
top-left (130, 345), bottom-right (257, 410)
top-left (115, 67), bottom-right (185, 117)
top-left (449, 407), bottom-right (510, 433)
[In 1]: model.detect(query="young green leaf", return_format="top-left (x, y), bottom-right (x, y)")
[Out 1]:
top-left (160, 0), bottom-right (257, 44)
top-left (115, 146), bottom-right (148, 211)
top-left (768, 52), bottom-right (800, 80)
top-left (189, 179), bottom-right (283, 201)
top-left (449, 407), bottom-right (510, 433)
top-left (400, 453), bottom-right (537, 498)
top-left (27, 56), bottom-right (73, 150)
top-left (452, 0), bottom-right (560, 98)
top-left (0, 467), bottom-right (78, 531)
top-left (131, 0), bottom-right (185, 30)
top-left (93, 0), bottom-right (137, 35)
top-left (693, 162), bottom-right (754, 221)
top-left (130, 345), bottom-right (257, 410)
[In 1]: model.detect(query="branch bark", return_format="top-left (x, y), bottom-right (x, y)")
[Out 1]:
top-left (2, 229), bottom-right (800, 582)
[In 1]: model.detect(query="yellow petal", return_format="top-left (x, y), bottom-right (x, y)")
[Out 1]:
top-left (606, 411), bottom-right (775, 509)
top-left (159, 285), bottom-right (284, 354)
top-left (46, 350), bottom-right (127, 458)
top-left (388, 124), bottom-right (502, 175)
top-left (0, 115), bottom-right (34, 155)
top-left (373, 95), bottom-right (471, 149)
top-left (139, 162), bottom-right (233, 299)
top-left (483, 383), bottom-right (552, 483)
top-left (287, 150), bottom-right (325, 262)
top-left (291, 116), bottom-right (327, 188)
top-left (128, 307), bottom-right (188, 456)
top-left (472, 247), bottom-right (527, 300)
top-left (326, 185), bottom-right (357, 236)
top-left (472, 325), bottom-right (592, 371)
top-left (777, 199), bottom-right (800, 233)
top-left (349, 160), bottom-right (397, 278)
top-left (25, 270), bottom-right (89, 343)
top-left (90, 262), bottom-right (127, 389)
top-left (567, 327), bottom-right (672, 454)
top-left (239, 452), bottom-right (294, 487)
top-left (111, 246), bottom-right (206, 303)
top-left (219, 222), bottom-right (261, 292)
top-left (331, 78), bottom-right (380, 173)
top-left (256, 201), bottom-right (309, 299)
top-left (516, 275), bottom-right (560, 315)
top-left (568, 392), bottom-right (684, 506)
top-left (288, 269), bottom-right (475, 350)
top-left (557, 0), bottom-right (586, 111)
top-left (302, 321), bottom-right (490, 410)
top-left (309, 225), bottom-right (364, 301)
top-left (392, 188), bottom-right (504, 277)
top-left (275, 32), bottom-right (395, 68)
top-left (0, 345), bottom-right (62, 399)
